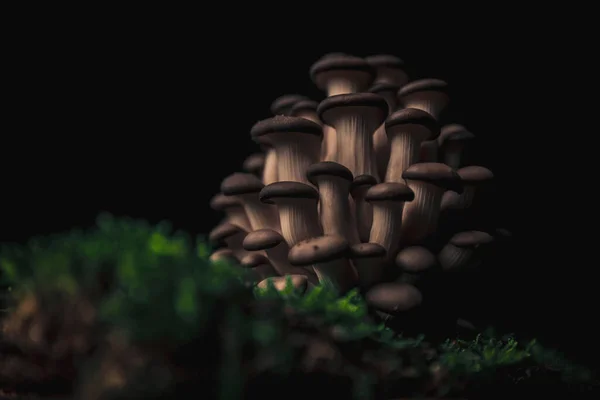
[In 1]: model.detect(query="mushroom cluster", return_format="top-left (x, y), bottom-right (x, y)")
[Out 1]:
top-left (209, 53), bottom-right (506, 320)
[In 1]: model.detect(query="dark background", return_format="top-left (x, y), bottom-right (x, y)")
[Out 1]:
top-left (2, 17), bottom-right (595, 367)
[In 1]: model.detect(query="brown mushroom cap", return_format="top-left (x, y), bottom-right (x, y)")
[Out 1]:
top-left (290, 100), bottom-right (319, 115)
top-left (317, 93), bottom-right (389, 127)
top-left (250, 115), bottom-right (322, 145)
top-left (208, 222), bottom-right (245, 244)
top-left (402, 163), bottom-right (462, 192)
top-left (209, 193), bottom-right (241, 211)
top-left (309, 54), bottom-right (374, 88)
top-left (240, 253), bottom-right (270, 268)
top-left (270, 94), bottom-right (308, 115)
top-left (457, 166), bottom-right (494, 183)
top-left (306, 161), bottom-right (353, 185)
top-left (365, 182), bottom-right (415, 202)
top-left (259, 181), bottom-right (319, 204)
top-left (288, 235), bottom-right (350, 266)
top-left (395, 246), bottom-right (437, 272)
top-left (349, 242), bottom-right (386, 258)
top-left (220, 173), bottom-right (264, 196)
top-left (242, 153), bottom-right (265, 174)
top-left (257, 274), bottom-right (309, 292)
top-left (397, 78), bottom-right (449, 98)
top-left (350, 174), bottom-right (378, 192)
top-left (450, 230), bottom-right (495, 247)
top-left (365, 54), bottom-right (405, 69)
top-left (439, 124), bottom-right (475, 144)
top-left (209, 248), bottom-right (238, 264)
top-left (365, 282), bottom-right (423, 313)
top-left (385, 108), bottom-right (440, 139)
top-left (242, 229), bottom-right (284, 251)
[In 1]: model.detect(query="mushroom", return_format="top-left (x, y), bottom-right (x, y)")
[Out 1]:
top-left (242, 152), bottom-right (265, 177)
top-left (349, 242), bottom-right (387, 290)
top-left (209, 248), bottom-right (238, 265)
top-left (259, 181), bottom-right (322, 247)
top-left (290, 100), bottom-right (321, 125)
top-left (261, 145), bottom-right (279, 186)
top-left (438, 230), bottom-right (495, 271)
top-left (256, 275), bottom-right (312, 294)
top-left (438, 124), bottom-right (475, 169)
top-left (209, 193), bottom-right (252, 232)
top-left (288, 235), bottom-right (357, 293)
top-left (364, 54), bottom-right (409, 87)
top-left (395, 246), bottom-right (437, 285)
top-left (270, 94), bottom-right (308, 116)
top-left (350, 175), bottom-right (377, 242)
top-left (384, 108), bottom-right (439, 183)
top-left (240, 253), bottom-right (278, 282)
top-left (250, 116), bottom-right (322, 185)
top-left (365, 182), bottom-right (415, 261)
top-left (208, 222), bottom-right (250, 260)
top-left (368, 82), bottom-right (401, 179)
top-left (317, 93), bottom-right (388, 180)
top-left (397, 79), bottom-right (449, 120)
top-left (220, 173), bottom-right (280, 232)
top-left (243, 228), bottom-right (317, 281)
top-left (400, 163), bottom-right (461, 244)
top-left (441, 166), bottom-right (494, 211)
top-left (419, 140), bottom-right (439, 162)
top-left (306, 161), bottom-right (360, 244)
top-left (309, 53), bottom-right (374, 96)
top-left (365, 282), bottom-right (423, 314)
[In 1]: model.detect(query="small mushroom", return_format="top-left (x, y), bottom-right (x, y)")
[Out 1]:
top-left (350, 175), bottom-right (377, 242)
top-left (438, 124), bottom-right (475, 169)
top-left (259, 181), bottom-right (322, 247)
top-left (397, 79), bottom-right (449, 120)
top-left (242, 153), bottom-right (265, 177)
top-left (209, 248), bottom-right (238, 265)
top-left (209, 193), bottom-right (252, 232)
top-left (243, 228), bottom-right (317, 281)
top-left (208, 223), bottom-right (250, 260)
top-left (290, 100), bottom-right (321, 125)
top-left (240, 253), bottom-right (278, 282)
top-left (365, 54), bottom-right (409, 87)
top-left (384, 108), bottom-right (439, 183)
top-left (368, 82), bottom-right (401, 179)
top-left (220, 173), bottom-right (280, 232)
top-left (256, 274), bottom-right (311, 294)
top-left (395, 246), bottom-right (437, 273)
top-left (365, 282), bottom-right (423, 314)
top-left (251, 116), bottom-right (322, 185)
top-left (306, 161), bottom-right (359, 244)
top-left (309, 53), bottom-right (374, 96)
top-left (288, 235), bottom-right (357, 293)
top-left (400, 163), bottom-right (461, 244)
top-left (441, 166), bottom-right (494, 211)
top-left (365, 182), bottom-right (415, 261)
top-left (438, 230), bottom-right (495, 271)
top-left (270, 94), bottom-right (308, 116)
top-left (317, 93), bottom-right (388, 180)
top-left (349, 242), bottom-right (387, 289)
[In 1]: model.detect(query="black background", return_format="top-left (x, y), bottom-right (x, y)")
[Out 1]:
top-left (2, 14), bottom-right (595, 367)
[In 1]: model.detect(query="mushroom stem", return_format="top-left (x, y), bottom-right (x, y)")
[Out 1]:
top-left (420, 140), bottom-right (439, 162)
top-left (239, 195), bottom-right (281, 232)
top-left (275, 135), bottom-right (321, 184)
top-left (370, 201), bottom-right (406, 259)
top-left (313, 258), bottom-right (356, 293)
top-left (322, 125), bottom-right (337, 161)
top-left (334, 116), bottom-right (379, 179)
top-left (277, 200), bottom-right (322, 247)
top-left (350, 175), bottom-right (377, 242)
top-left (317, 179), bottom-right (359, 244)
top-left (400, 182), bottom-right (445, 243)
top-left (327, 78), bottom-right (361, 96)
top-left (385, 132), bottom-right (423, 182)
top-left (262, 148), bottom-right (278, 185)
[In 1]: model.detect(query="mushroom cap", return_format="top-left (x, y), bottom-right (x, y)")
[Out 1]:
top-left (242, 153), bottom-right (265, 174)
top-left (350, 174), bottom-right (378, 192)
top-left (385, 108), bottom-right (440, 139)
top-left (439, 124), bottom-right (475, 144)
top-left (240, 253), bottom-right (270, 268)
top-left (365, 282), bottom-right (423, 313)
top-left (450, 230), bottom-right (495, 247)
top-left (259, 181), bottom-right (319, 205)
top-left (457, 166), bottom-right (494, 183)
top-left (397, 78), bottom-right (449, 98)
top-left (250, 115), bottom-right (322, 145)
top-left (368, 82), bottom-right (401, 95)
top-left (402, 163), bottom-right (462, 191)
top-left (365, 182), bottom-right (415, 202)
top-left (395, 246), bottom-right (437, 272)
top-left (349, 242), bottom-right (386, 259)
top-left (209, 193), bottom-right (241, 210)
top-left (221, 173), bottom-right (264, 196)
top-left (288, 235), bottom-right (349, 266)
top-left (317, 93), bottom-right (389, 127)
top-left (270, 94), bottom-right (308, 115)
top-left (306, 161), bottom-right (353, 185)
top-left (309, 54), bottom-right (374, 87)
top-left (290, 100), bottom-right (319, 115)
top-left (242, 229), bottom-right (284, 251)
top-left (257, 274), bottom-right (309, 293)
top-left (365, 54), bottom-right (405, 69)
top-left (208, 222), bottom-right (246, 244)
top-left (209, 248), bottom-right (238, 264)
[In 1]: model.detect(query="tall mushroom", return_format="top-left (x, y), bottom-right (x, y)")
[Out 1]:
top-left (259, 181), bottom-right (322, 247)
top-left (365, 282), bottom-right (423, 314)
top-left (288, 235), bottom-right (357, 293)
top-left (349, 242), bottom-right (387, 290)
top-left (242, 152), bottom-right (265, 178)
top-left (306, 161), bottom-right (360, 244)
top-left (309, 53), bottom-right (374, 96)
top-left (365, 54), bottom-right (409, 87)
top-left (365, 182), bottom-right (415, 261)
top-left (250, 116), bottom-right (322, 185)
top-left (350, 175), bottom-right (378, 242)
top-left (438, 230), bottom-right (495, 271)
top-left (208, 223), bottom-right (250, 261)
top-left (209, 193), bottom-right (252, 232)
top-left (290, 100), bottom-right (321, 125)
top-left (384, 108), bottom-right (439, 183)
top-left (317, 93), bottom-right (388, 180)
top-left (400, 163), bottom-right (462, 244)
top-left (270, 94), bottom-right (308, 116)
top-left (220, 173), bottom-right (280, 232)
top-left (368, 82), bottom-right (401, 179)
top-left (397, 79), bottom-right (449, 120)
top-left (243, 228), bottom-right (317, 281)
top-left (441, 166), bottom-right (494, 211)
top-left (438, 124), bottom-right (475, 169)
